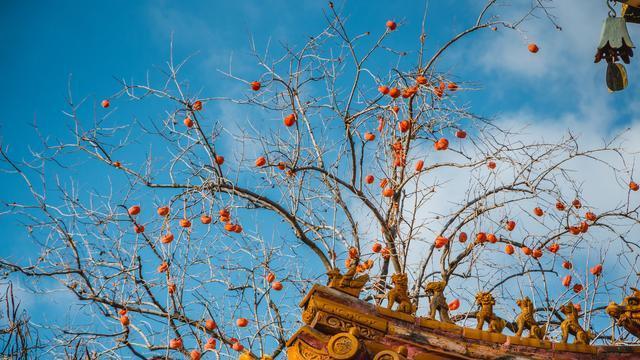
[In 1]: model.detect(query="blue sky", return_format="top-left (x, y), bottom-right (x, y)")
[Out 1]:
top-left (1, 0), bottom-right (640, 355)
top-left (1, 0), bottom-right (637, 159)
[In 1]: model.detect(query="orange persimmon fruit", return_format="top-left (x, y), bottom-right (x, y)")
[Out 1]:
top-left (161, 233), bottom-right (174, 244)
top-left (266, 272), bottom-right (276, 283)
top-left (364, 132), bottom-right (376, 141)
top-left (386, 20), bottom-right (397, 31)
top-left (283, 113), bottom-right (297, 127)
top-left (157, 206), bottom-right (169, 216)
top-left (190, 350), bottom-right (201, 360)
top-left (591, 264), bottom-right (603, 276)
top-left (434, 236), bottom-right (449, 248)
top-left (169, 338), bottom-right (183, 349)
top-left (487, 233), bottom-right (497, 243)
top-left (271, 281), bottom-right (283, 291)
top-left (382, 188), bottom-right (394, 197)
top-left (205, 319), bottom-right (217, 331)
top-left (255, 156), bottom-right (267, 167)
top-left (505, 244), bottom-right (515, 255)
top-left (569, 226), bottom-right (581, 235)
top-left (572, 199), bottom-right (582, 209)
top-left (398, 120), bottom-right (410, 132)
top-left (204, 338), bottom-right (216, 350)
top-left (434, 138), bottom-right (449, 151)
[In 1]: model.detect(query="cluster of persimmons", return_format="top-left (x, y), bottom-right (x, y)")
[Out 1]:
top-left (120, 202), bottom-right (284, 359)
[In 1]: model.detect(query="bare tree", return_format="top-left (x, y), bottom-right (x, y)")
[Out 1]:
top-left (0, 282), bottom-right (40, 359)
top-left (2, 1), bottom-right (639, 358)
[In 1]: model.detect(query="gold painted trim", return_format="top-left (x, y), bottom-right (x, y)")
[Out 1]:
top-left (462, 327), bottom-right (507, 343)
top-left (552, 341), bottom-right (597, 354)
top-left (376, 305), bottom-right (415, 323)
top-left (285, 325), bottom-right (330, 348)
top-left (507, 335), bottom-right (552, 350)
top-left (326, 331), bottom-right (360, 359)
top-left (312, 297), bottom-right (388, 332)
top-left (418, 317), bottom-right (464, 335)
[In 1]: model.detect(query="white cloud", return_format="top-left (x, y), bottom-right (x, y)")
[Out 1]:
top-left (0, 277), bottom-right (77, 326)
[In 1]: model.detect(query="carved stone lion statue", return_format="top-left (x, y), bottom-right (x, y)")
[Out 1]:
top-left (387, 273), bottom-right (414, 314)
top-left (327, 261), bottom-right (369, 297)
top-left (515, 297), bottom-right (546, 339)
top-left (423, 280), bottom-right (451, 323)
top-left (606, 287), bottom-right (640, 338)
top-left (560, 302), bottom-right (592, 344)
top-left (475, 292), bottom-right (505, 333)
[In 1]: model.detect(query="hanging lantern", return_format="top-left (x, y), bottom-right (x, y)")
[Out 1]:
top-left (595, 17), bottom-right (634, 64)
top-left (595, 2), bottom-right (635, 91)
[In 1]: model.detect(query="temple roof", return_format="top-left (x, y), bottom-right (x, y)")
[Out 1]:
top-left (285, 284), bottom-right (640, 360)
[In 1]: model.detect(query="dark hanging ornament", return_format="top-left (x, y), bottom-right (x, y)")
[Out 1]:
top-left (606, 63), bottom-right (629, 92)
